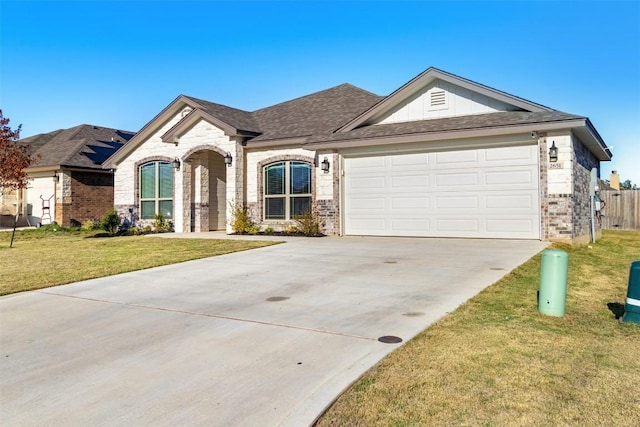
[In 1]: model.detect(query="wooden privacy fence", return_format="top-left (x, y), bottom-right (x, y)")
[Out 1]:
top-left (600, 190), bottom-right (640, 230)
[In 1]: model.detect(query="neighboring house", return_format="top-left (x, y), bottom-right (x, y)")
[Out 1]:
top-left (105, 67), bottom-right (611, 243)
top-left (3, 125), bottom-right (135, 227)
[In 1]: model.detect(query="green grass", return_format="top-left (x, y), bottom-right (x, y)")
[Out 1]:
top-left (317, 230), bottom-right (640, 426)
top-left (0, 227), bottom-right (279, 295)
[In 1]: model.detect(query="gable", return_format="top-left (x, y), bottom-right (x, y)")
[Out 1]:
top-left (337, 67), bottom-right (551, 133)
top-left (377, 79), bottom-right (525, 125)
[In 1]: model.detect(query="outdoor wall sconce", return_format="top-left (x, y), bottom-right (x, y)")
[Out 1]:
top-left (321, 157), bottom-right (330, 173)
top-left (224, 152), bottom-right (233, 167)
top-left (52, 173), bottom-right (59, 183)
top-left (172, 157), bottom-right (181, 171)
top-left (549, 141), bottom-right (558, 163)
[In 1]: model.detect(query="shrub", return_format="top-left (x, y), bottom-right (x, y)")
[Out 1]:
top-left (229, 201), bottom-right (255, 234)
top-left (101, 210), bottom-right (121, 236)
top-left (294, 205), bottom-right (324, 236)
top-left (81, 218), bottom-right (99, 231)
top-left (152, 214), bottom-right (173, 233)
top-left (264, 226), bottom-right (275, 234)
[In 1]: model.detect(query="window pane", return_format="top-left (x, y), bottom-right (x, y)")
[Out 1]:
top-left (290, 162), bottom-right (311, 194)
top-left (291, 197), bottom-right (311, 217)
top-left (158, 162), bottom-right (173, 198)
top-left (140, 163), bottom-right (156, 199)
top-left (265, 163), bottom-right (285, 195)
top-left (159, 200), bottom-right (173, 219)
top-left (265, 197), bottom-right (285, 220)
top-left (141, 201), bottom-right (155, 219)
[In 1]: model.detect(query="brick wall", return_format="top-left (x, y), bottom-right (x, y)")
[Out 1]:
top-left (56, 171), bottom-right (114, 226)
top-left (572, 136), bottom-right (600, 242)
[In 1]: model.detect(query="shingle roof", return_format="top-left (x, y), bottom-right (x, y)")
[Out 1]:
top-left (182, 96), bottom-right (260, 134)
top-left (306, 111), bottom-right (585, 143)
top-left (21, 125), bottom-right (135, 169)
top-left (250, 84), bottom-right (383, 142)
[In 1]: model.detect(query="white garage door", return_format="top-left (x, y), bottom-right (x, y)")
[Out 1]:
top-left (344, 145), bottom-right (540, 239)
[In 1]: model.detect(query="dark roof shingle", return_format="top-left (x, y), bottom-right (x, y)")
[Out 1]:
top-left (250, 84), bottom-right (383, 142)
top-left (21, 125), bottom-right (135, 169)
top-left (306, 111), bottom-right (585, 143)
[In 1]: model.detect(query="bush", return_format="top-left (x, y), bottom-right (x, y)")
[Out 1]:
top-left (294, 205), bottom-right (324, 236)
top-left (229, 202), bottom-right (255, 234)
top-left (152, 214), bottom-right (173, 233)
top-left (101, 210), bottom-right (121, 236)
top-left (81, 218), bottom-right (99, 231)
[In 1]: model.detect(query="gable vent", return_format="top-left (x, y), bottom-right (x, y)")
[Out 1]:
top-left (430, 90), bottom-right (446, 107)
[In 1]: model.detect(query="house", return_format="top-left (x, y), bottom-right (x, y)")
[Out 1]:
top-left (2, 125), bottom-right (135, 227)
top-left (105, 67), bottom-right (611, 243)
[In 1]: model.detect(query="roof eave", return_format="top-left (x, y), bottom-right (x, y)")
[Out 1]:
top-left (104, 95), bottom-right (199, 168)
top-left (305, 119), bottom-right (588, 150)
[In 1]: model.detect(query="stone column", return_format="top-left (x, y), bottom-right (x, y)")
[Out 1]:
top-left (193, 155), bottom-right (210, 232)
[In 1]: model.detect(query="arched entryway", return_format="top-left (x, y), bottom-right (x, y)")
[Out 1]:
top-left (182, 147), bottom-right (227, 232)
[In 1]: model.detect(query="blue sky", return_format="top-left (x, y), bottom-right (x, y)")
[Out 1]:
top-left (1, 0), bottom-right (639, 183)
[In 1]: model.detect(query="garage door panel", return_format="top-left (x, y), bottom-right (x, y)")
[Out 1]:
top-left (391, 175), bottom-right (429, 188)
top-left (348, 218), bottom-right (386, 233)
top-left (485, 145), bottom-right (535, 163)
top-left (436, 195), bottom-right (479, 209)
top-left (349, 176), bottom-right (386, 191)
top-left (392, 196), bottom-right (430, 209)
top-left (435, 172), bottom-right (479, 187)
top-left (485, 193), bottom-right (536, 210)
top-left (350, 197), bottom-right (386, 210)
top-left (436, 218), bottom-right (480, 232)
top-left (350, 157), bottom-right (386, 169)
top-left (391, 219), bottom-right (430, 233)
top-left (390, 153), bottom-right (430, 167)
top-left (344, 145), bottom-right (540, 239)
top-left (436, 150), bottom-right (478, 165)
top-left (484, 168), bottom-right (535, 186)
top-left (486, 218), bottom-right (537, 233)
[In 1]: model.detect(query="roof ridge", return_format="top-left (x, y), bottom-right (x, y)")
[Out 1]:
top-left (252, 83), bottom-right (376, 114)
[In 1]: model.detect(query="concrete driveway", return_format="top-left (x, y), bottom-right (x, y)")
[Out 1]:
top-left (0, 235), bottom-right (546, 426)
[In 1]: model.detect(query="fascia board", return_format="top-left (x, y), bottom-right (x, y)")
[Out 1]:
top-left (24, 165), bottom-right (61, 173)
top-left (103, 95), bottom-right (198, 168)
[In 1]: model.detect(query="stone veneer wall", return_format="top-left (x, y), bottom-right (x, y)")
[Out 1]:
top-left (316, 152), bottom-right (340, 235)
top-left (113, 111), bottom-right (240, 233)
top-left (541, 135), bottom-right (574, 241)
top-left (541, 133), bottom-right (601, 244)
top-left (572, 136), bottom-right (600, 243)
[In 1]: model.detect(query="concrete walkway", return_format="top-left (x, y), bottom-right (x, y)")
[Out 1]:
top-left (0, 235), bottom-right (547, 426)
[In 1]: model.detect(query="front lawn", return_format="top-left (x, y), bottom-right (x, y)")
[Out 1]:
top-left (0, 228), bottom-right (278, 295)
top-left (317, 230), bottom-right (640, 426)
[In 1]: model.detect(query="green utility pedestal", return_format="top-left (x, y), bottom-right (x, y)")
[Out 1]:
top-left (538, 249), bottom-right (568, 317)
top-left (622, 260), bottom-right (640, 324)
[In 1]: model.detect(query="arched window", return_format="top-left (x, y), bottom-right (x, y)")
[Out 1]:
top-left (264, 161), bottom-right (311, 220)
top-left (139, 161), bottom-right (174, 219)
